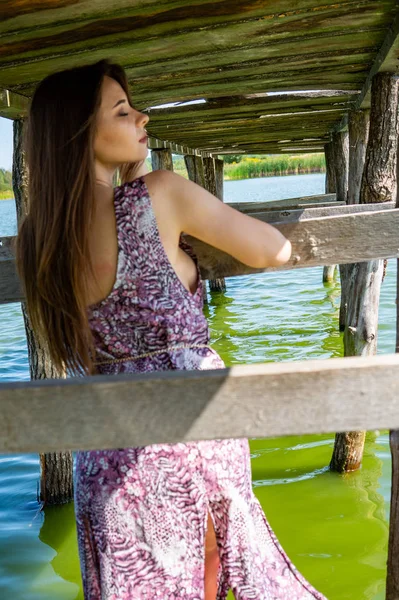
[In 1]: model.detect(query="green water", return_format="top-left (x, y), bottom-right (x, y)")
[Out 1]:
top-left (0, 174), bottom-right (396, 599)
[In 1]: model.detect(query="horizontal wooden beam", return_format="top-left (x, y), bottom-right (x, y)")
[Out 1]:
top-left (185, 207), bottom-right (399, 279)
top-left (227, 193), bottom-right (336, 212)
top-left (1, 206), bottom-right (398, 304)
top-left (1, 353), bottom-right (399, 453)
top-left (248, 199), bottom-right (395, 224)
top-left (0, 2), bottom-right (394, 152)
top-left (148, 137), bottom-right (212, 157)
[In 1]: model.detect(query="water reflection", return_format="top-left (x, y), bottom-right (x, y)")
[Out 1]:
top-left (38, 503), bottom-right (83, 599)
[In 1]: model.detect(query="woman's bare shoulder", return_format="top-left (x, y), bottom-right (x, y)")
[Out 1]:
top-left (142, 169), bottom-right (183, 192)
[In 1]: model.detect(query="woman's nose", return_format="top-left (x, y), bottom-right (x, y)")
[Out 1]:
top-left (136, 110), bottom-right (149, 127)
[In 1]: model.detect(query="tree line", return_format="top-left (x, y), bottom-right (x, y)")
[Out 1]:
top-left (0, 168), bottom-right (12, 191)
top-left (0, 168), bottom-right (12, 199)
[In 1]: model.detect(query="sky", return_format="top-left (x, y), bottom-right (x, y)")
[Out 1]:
top-left (0, 117), bottom-right (13, 170)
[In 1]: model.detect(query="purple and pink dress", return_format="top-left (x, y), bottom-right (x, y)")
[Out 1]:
top-left (74, 177), bottom-right (326, 600)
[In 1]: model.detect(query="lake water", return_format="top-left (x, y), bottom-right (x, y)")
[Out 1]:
top-left (0, 173), bottom-right (395, 599)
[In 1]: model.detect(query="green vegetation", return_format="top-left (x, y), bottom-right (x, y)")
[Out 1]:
top-left (223, 153), bottom-right (325, 180)
top-left (0, 168), bottom-right (13, 199)
top-left (171, 153), bottom-right (325, 180)
top-left (0, 153), bottom-right (325, 199)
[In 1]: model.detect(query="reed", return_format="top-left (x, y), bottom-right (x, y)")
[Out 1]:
top-left (223, 154), bottom-right (326, 180)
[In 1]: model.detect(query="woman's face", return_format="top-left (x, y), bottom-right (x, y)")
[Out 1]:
top-left (94, 75), bottom-right (149, 168)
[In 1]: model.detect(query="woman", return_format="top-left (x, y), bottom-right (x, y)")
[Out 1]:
top-left (16, 60), bottom-right (326, 600)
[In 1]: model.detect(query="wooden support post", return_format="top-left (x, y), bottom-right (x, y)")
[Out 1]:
top-left (386, 95), bottom-right (399, 600)
top-left (387, 429), bottom-right (399, 599)
top-left (329, 131), bottom-right (350, 330)
top-left (184, 154), bottom-right (205, 184)
top-left (332, 131), bottom-right (349, 204)
top-left (151, 148), bottom-right (173, 171)
top-left (331, 73), bottom-right (399, 474)
top-left (12, 120), bottom-right (73, 505)
top-left (184, 154), bottom-right (208, 303)
top-left (338, 111), bottom-right (370, 329)
top-left (348, 110), bottom-right (370, 206)
top-left (323, 142), bottom-right (337, 283)
top-left (203, 157), bottom-right (226, 293)
top-left (214, 158), bottom-right (224, 202)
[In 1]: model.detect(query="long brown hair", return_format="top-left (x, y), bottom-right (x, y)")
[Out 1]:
top-left (15, 60), bottom-right (132, 376)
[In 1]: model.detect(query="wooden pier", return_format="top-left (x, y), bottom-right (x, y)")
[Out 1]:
top-left (1, 0), bottom-right (399, 596)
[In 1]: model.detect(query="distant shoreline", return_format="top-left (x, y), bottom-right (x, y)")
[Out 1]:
top-left (0, 169), bottom-right (326, 200)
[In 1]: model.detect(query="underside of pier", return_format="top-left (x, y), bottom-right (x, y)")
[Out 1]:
top-left (0, 0), bottom-right (398, 154)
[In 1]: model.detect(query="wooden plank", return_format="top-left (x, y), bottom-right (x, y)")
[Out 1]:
top-left (0, 4), bottom-right (390, 98)
top-left (2, 207), bottom-right (399, 304)
top-left (249, 199), bottom-right (395, 224)
top-left (227, 193), bottom-right (336, 212)
top-left (0, 0), bottom-right (395, 155)
top-left (184, 208), bottom-right (399, 280)
top-left (148, 137), bottom-right (212, 157)
top-left (145, 91), bottom-right (355, 122)
top-left (1, 352), bottom-right (399, 453)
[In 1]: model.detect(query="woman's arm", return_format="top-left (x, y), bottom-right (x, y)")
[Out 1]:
top-left (150, 170), bottom-right (292, 269)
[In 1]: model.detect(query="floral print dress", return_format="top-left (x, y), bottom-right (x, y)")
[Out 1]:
top-left (74, 177), bottom-right (326, 600)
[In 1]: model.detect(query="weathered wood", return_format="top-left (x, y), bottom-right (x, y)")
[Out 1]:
top-left (151, 148), bottom-right (174, 171)
top-left (332, 130), bottom-right (349, 204)
top-left (214, 158), bottom-right (224, 202)
top-left (331, 72), bottom-right (399, 475)
top-left (184, 154), bottom-right (208, 302)
top-left (338, 110), bottom-right (370, 328)
top-left (342, 75), bottom-right (399, 350)
top-left (323, 141), bottom-right (337, 282)
top-left (322, 265), bottom-right (336, 283)
top-left (3, 207), bottom-right (399, 304)
top-left (331, 130), bottom-right (350, 330)
top-left (354, 8), bottom-right (399, 110)
top-left (147, 92), bottom-right (354, 131)
top-left (203, 156), bottom-right (226, 293)
top-left (330, 432), bottom-right (366, 472)
top-left (249, 200), bottom-right (395, 224)
top-left (228, 193), bottom-right (336, 213)
top-left (234, 201), bottom-right (344, 213)
top-left (186, 208), bottom-right (399, 279)
top-left (324, 142), bottom-right (336, 197)
top-left (360, 73), bottom-right (399, 204)
top-left (332, 7), bottom-right (399, 134)
top-left (387, 429), bottom-right (399, 599)
top-left (0, 2), bottom-right (397, 153)
top-left (385, 119), bottom-right (399, 600)
top-left (148, 137), bottom-right (211, 158)
top-left (39, 452), bottom-right (73, 506)
top-left (348, 110), bottom-right (370, 205)
top-left (2, 353), bottom-right (399, 453)
top-left (12, 119), bottom-right (73, 505)
top-left (184, 155), bottom-right (205, 186)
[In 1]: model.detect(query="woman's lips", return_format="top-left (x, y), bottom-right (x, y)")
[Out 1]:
top-left (139, 135), bottom-right (148, 144)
